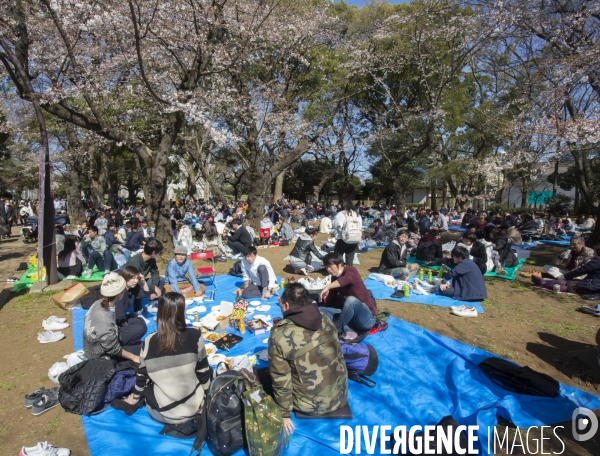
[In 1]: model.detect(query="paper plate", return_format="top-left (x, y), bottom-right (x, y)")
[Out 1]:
top-left (256, 305), bottom-right (271, 312)
top-left (207, 354), bottom-right (226, 365)
top-left (205, 343), bottom-right (217, 356)
top-left (185, 299), bottom-right (194, 305)
top-left (249, 301), bottom-right (261, 307)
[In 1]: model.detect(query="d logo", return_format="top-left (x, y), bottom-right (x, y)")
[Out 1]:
top-left (572, 407), bottom-right (598, 442)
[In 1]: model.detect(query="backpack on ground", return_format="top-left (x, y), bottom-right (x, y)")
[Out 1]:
top-left (229, 260), bottom-right (244, 277)
top-left (341, 343), bottom-right (379, 388)
top-left (205, 364), bottom-right (248, 456)
top-left (343, 211), bottom-right (362, 243)
top-left (478, 357), bottom-right (559, 397)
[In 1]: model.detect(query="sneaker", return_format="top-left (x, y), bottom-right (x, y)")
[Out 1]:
top-left (82, 269), bottom-right (93, 279)
top-left (37, 331), bottom-right (65, 344)
top-left (583, 293), bottom-right (600, 301)
top-left (450, 304), bottom-right (467, 311)
top-left (43, 316), bottom-right (67, 325)
top-left (64, 275), bottom-right (77, 279)
top-left (24, 388), bottom-right (47, 408)
top-left (452, 306), bottom-right (478, 318)
top-left (7, 277), bottom-right (18, 283)
top-left (20, 441), bottom-right (70, 456)
top-left (31, 388), bottom-right (60, 416)
top-left (43, 317), bottom-right (69, 331)
top-left (343, 331), bottom-right (358, 341)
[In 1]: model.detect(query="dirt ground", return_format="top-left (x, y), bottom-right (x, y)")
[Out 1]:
top-left (1, 226), bottom-right (600, 455)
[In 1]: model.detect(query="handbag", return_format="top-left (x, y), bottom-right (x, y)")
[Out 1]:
top-left (241, 371), bottom-right (288, 456)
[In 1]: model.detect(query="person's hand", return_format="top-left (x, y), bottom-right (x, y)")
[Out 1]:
top-left (439, 283), bottom-right (448, 292)
top-left (132, 355), bottom-right (140, 364)
top-left (124, 393), bottom-right (140, 405)
top-left (409, 263), bottom-right (418, 271)
top-left (182, 286), bottom-right (193, 294)
top-left (283, 417), bottom-right (295, 435)
top-left (320, 287), bottom-right (329, 302)
top-left (138, 273), bottom-right (145, 281)
top-left (195, 290), bottom-right (204, 297)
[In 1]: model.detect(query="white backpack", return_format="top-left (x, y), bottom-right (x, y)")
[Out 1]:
top-left (343, 211), bottom-right (362, 243)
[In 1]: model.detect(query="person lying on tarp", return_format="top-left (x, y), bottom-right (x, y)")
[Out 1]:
top-left (269, 283), bottom-right (348, 435)
top-left (439, 246), bottom-right (487, 302)
top-left (318, 253), bottom-right (377, 339)
top-left (532, 246), bottom-right (600, 297)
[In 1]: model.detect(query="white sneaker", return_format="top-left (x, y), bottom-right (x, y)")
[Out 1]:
top-left (43, 316), bottom-right (67, 325)
top-left (20, 441), bottom-right (71, 456)
top-left (37, 331), bottom-right (65, 344)
top-left (65, 275), bottom-right (77, 280)
top-left (147, 304), bottom-right (158, 313)
top-left (452, 306), bottom-right (478, 318)
top-left (82, 269), bottom-right (93, 279)
top-left (450, 304), bottom-right (467, 311)
top-left (43, 321), bottom-right (69, 331)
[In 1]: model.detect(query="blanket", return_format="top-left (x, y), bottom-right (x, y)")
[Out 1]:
top-left (484, 258), bottom-right (526, 280)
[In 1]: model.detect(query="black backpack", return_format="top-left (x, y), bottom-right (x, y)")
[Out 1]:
top-left (478, 357), bottom-right (559, 397)
top-left (205, 365), bottom-right (247, 456)
top-left (228, 260), bottom-right (244, 277)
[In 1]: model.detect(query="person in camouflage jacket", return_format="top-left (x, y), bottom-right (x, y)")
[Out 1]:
top-left (268, 283), bottom-right (348, 435)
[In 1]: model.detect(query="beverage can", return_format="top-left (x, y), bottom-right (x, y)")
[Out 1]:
top-left (553, 284), bottom-right (561, 294)
top-left (209, 290), bottom-right (215, 301)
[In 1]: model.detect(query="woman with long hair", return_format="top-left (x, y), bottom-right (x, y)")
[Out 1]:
top-left (333, 199), bottom-right (363, 266)
top-left (57, 238), bottom-right (85, 278)
top-left (83, 273), bottom-right (141, 362)
top-left (133, 292), bottom-right (211, 424)
top-left (203, 222), bottom-right (227, 257)
top-left (111, 266), bottom-right (149, 343)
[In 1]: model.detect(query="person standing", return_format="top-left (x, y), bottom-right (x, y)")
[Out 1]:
top-left (333, 199), bottom-right (363, 266)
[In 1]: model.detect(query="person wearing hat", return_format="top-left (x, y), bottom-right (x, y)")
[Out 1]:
top-left (83, 273), bottom-right (142, 363)
top-left (164, 246), bottom-right (206, 298)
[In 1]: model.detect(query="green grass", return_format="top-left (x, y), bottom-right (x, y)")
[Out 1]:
top-left (0, 383), bottom-right (15, 391)
top-left (45, 412), bottom-right (61, 436)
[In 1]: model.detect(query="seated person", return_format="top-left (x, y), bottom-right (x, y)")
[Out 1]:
top-left (203, 222), bottom-right (227, 257)
top-left (164, 246), bottom-right (206, 298)
top-left (83, 273), bottom-right (141, 362)
top-left (140, 219), bottom-right (154, 240)
top-left (475, 214), bottom-right (488, 230)
top-left (406, 221), bottom-right (420, 254)
top-left (277, 217), bottom-right (295, 243)
top-left (490, 228), bottom-right (518, 269)
top-left (105, 222), bottom-right (124, 252)
top-left (383, 215), bottom-right (401, 240)
top-left (367, 219), bottom-right (386, 243)
top-left (242, 219), bottom-right (256, 243)
top-left (319, 211), bottom-right (333, 234)
top-left (503, 223), bottom-right (522, 246)
top-left (439, 246), bottom-right (487, 301)
top-left (319, 253), bottom-right (377, 338)
top-left (378, 228), bottom-right (418, 278)
top-left (117, 221), bottom-right (131, 244)
top-left (124, 239), bottom-right (164, 307)
top-left (475, 229), bottom-right (495, 272)
top-left (288, 227), bottom-right (324, 274)
top-left (260, 215), bottom-right (275, 237)
top-left (227, 219), bottom-right (253, 255)
top-left (134, 292), bottom-right (211, 425)
top-left (80, 226), bottom-right (117, 278)
top-left (175, 220), bottom-right (194, 252)
top-left (125, 225), bottom-right (145, 252)
top-left (57, 238), bottom-right (86, 278)
top-left (532, 247), bottom-right (600, 295)
top-left (430, 211), bottom-right (448, 234)
top-left (454, 233), bottom-right (487, 275)
top-left (241, 246), bottom-right (279, 300)
top-left (113, 266), bottom-right (149, 344)
top-left (269, 283), bottom-right (348, 434)
top-left (537, 235), bottom-right (595, 279)
top-left (415, 230), bottom-right (443, 265)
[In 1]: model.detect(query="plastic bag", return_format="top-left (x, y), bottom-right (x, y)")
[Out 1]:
top-left (48, 362), bottom-right (69, 384)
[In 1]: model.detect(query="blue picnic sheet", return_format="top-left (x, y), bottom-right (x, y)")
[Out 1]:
top-left (366, 276), bottom-right (485, 314)
top-left (449, 225), bottom-right (467, 231)
top-left (69, 274), bottom-right (600, 456)
top-left (538, 240), bottom-right (571, 246)
top-left (513, 242), bottom-right (539, 250)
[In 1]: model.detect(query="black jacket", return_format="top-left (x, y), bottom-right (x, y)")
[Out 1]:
top-left (416, 234), bottom-right (442, 265)
top-left (59, 358), bottom-right (117, 415)
top-left (227, 226), bottom-right (253, 248)
top-left (564, 255), bottom-right (600, 294)
top-left (470, 241), bottom-right (488, 275)
top-left (494, 236), bottom-right (518, 268)
top-left (379, 241), bottom-right (408, 274)
top-left (369, 225), bottom-right (386, 242)
top-left (289, 234), bottom-right (323, 265)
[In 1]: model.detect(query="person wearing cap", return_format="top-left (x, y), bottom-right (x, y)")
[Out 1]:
top-left (164, 246), bottom-right (206, 298)
top-left (83, 273), bottom-right (142, 363)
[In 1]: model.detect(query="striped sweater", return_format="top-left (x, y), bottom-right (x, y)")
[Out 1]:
top-left (135, 328), bottom-right (211, 424)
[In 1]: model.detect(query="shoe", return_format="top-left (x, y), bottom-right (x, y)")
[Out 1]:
top-left (583, 294), bottom-right (600, 301)
top-left (20, 441), bottom-right (70, 456)
top-left (452, 306), bottom-right (478, 317)
top-left (31, 388), bottom-right (60, 416)
top-left (368, 320), bottom-right (388, 335)
top-left (37, 330), bottom-right (65, 344)
top-left (82, 269), bottom-right (93, 279)
top-left (24, 388), bottom-right (47, 408)
top-left (343, 331), bottom-right (359, 341)
top-left (519, 271), bottom-right (541, 278)
top-left (7, 277), bottom-right (18, 283)
top-left (580, 305), bottom-right (600, 317)
top-left (43, 317), bottom-right (69, 331)
top-left (450, 304), bottom-right (467, 311)
top-left (65, 275), bottom-right (77, 279)
top-left (43, 316), bottom-right (67, 325)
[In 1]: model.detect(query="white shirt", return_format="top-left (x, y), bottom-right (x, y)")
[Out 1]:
top-left (319, 217), bottom-right (333, 233)
top-left (334, 210), bottom-right (363, 240)
top-left (242, 256), bottom-right (277, 288)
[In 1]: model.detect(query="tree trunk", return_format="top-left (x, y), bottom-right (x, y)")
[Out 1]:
top-left (127, 174), bottom-right (137, 206)
top-left (273, 170), bottom-right (285, 202)
top-left (65, 160), bottom-right (86, 224)
top-left (441, 185), bottom-right (447, 208)
top-left (520, 176), bottom-right (529, 207)
top-left (552, 161), bottom-right (559, 196)
top-left (588, 205), bottom-right (600, 246)
top-left (574, 180), bottom-right (580, 212)
top-left (90, 145), bottom-right (109, 207)
top-left (186, 160), bottom-right (198, 200)
top-left (391, 174), bottom-right (406, 217)
top-left (245, 178), bottom-right (268, 231)
top-left (134, 154), bottom-right (151, 216)
top-left (430, 185), bottom-right (437, 210)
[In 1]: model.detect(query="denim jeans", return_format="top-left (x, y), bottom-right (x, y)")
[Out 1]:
top-left (88, 250), bottom-right (117, 272)
top-left (321, 296), bottom-right (376, 333)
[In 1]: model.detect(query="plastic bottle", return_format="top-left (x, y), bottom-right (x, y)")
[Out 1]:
top-left (280, 278), bottom-right (285, 290)
top-left (419, 268), bottom-right (424, 281)
top-left (235, 290), bottom-right (240, 303)
top-left (194, 311), bottom-right (199, 322)
top-left (239, 322), bottom-right (246, 334)
top-left (403, 283), bottom-right (409, 298)
top-left (427, 270), bottom-right (433, 283)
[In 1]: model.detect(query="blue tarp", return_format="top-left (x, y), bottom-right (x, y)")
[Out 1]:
top-left (449, 225), bottom-right (467, 231)
top-left (367, 277), bottom-right (485, 313)
top-left (71, 275), bottom-right (600, 456)
top-left (513, 242), bottom-right (539, 250)
top-left (538, 240), bottom-right (571, 246)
